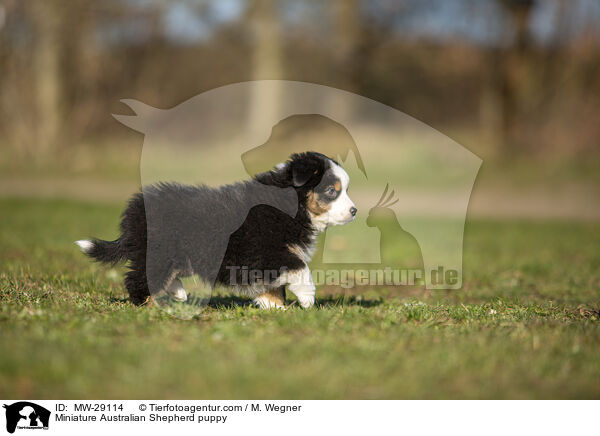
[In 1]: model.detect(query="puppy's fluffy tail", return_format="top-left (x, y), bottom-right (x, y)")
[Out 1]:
top-left (75, 238), bottom-right (126, 264)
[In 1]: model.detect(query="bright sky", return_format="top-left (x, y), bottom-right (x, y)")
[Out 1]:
top-left (115, 0), bottom-right (600, 46)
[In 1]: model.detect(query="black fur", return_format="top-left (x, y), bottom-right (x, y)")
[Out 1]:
top-left (81, 152), bottom-right (335, 305)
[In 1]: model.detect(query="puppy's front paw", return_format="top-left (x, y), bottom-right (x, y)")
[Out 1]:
top-left (296, 294), bottom-right (315, 308)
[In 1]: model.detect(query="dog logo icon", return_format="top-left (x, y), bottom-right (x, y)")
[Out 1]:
top-left (3, 402), bottom-right (50, 434)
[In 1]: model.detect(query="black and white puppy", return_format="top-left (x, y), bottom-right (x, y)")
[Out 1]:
top-left (76, 152), bottom-right (356, 309)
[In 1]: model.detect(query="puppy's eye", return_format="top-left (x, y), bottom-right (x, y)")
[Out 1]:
top-left (325, 187), bottom-right (337, 197)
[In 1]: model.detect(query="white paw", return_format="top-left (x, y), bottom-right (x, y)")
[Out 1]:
top-left (282, 266), bottom-right (316, 308)
top-left (166, 279), bottom-right (188, 302)
top-left (296, 294), bottom-right (315, 308)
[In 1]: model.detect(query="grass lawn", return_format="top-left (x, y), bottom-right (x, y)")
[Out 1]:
top-left (0, 197), bottom-right (599, 399)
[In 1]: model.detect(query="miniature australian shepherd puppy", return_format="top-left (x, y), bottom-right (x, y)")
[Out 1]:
top-left (76, 152), bottom-right (357, 309)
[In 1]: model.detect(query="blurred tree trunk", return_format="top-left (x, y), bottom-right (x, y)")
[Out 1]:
top-left (480, 47), bottom-right (505, 151)
top-left (31, 1), bottom-right (63, 154)
top-left (247, 0), bottom-right (283, 129)
top-left (482, 0), bottom-right (535, 155)
top-left (328, 0), bottom-right (361, 121)
top-left (69, 5), bottom-right (99, 142)
top-left (332, 0), bottom-right (360, 78)
top-left (0, 0), bottom-right (31, 154)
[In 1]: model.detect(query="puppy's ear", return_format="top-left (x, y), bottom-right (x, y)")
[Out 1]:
top-left (291, 160), bottom-right (319, 187)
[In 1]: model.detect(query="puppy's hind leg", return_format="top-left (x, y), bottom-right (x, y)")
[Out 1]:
top-left (124, 262), bottom-right (151, 305)
top-left (253, 286), bottom-right (286, 310)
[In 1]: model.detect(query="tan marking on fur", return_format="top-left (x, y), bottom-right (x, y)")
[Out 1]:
top-left (288, 243), bottom-right (313, 263)
top-left (334, 181), bottom-right (341, 191)
top-left (288, 244), bottom-right (304, 259)
top-left (307, 191), bottom-right (331, 216)
top-left (257, 287), bottom-right (286, 307)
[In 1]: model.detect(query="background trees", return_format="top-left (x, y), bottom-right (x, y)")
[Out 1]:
top-left (1, 0), bottom-right (598, 163)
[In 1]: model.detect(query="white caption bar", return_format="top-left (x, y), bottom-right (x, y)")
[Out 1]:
top-left (0, 400), bottom-right (596, 436)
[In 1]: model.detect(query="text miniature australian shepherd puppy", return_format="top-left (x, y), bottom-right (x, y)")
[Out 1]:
top-left (76, 152), bottom-right (357, 309)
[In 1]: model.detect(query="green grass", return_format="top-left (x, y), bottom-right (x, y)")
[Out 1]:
top-left (1, 197), bottom-right (599, 399)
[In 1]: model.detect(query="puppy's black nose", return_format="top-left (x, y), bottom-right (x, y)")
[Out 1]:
top-left (350, 207), bottom-right (357, 216)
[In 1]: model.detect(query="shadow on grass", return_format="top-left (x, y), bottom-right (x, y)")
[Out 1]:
top-left (316, 295), bottom-right (383, 308)
top-left (109, 296), bottom-right (130, 304)
top-left (110, 294), bottom-right (383, 309)
top-left (205, 294), bottom-right (383, 309)
top-left (202, 294), bottom-right (383, 309)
